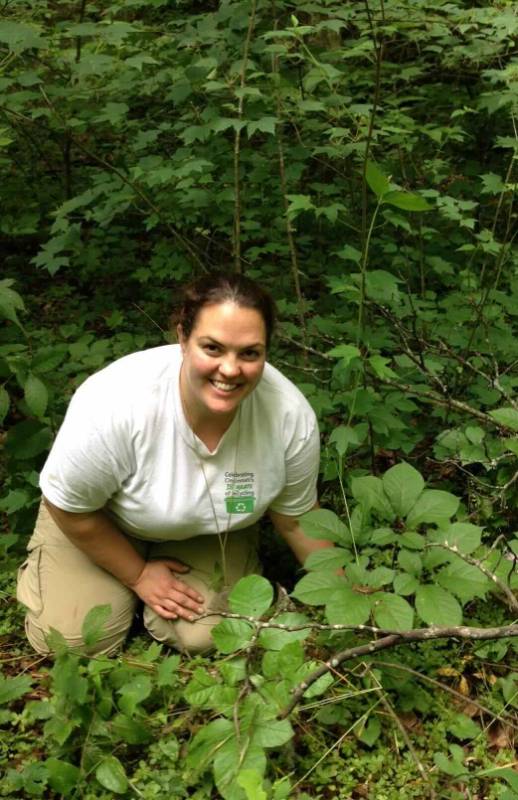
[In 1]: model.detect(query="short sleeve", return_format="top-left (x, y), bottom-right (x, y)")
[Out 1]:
top-left (39, 382), bottom-right (134, 513)
top-left (268, 418), bottom-right (320, 516)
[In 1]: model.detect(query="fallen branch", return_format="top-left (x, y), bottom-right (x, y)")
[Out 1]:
top-left (278, 623), bottom-right (518, 718)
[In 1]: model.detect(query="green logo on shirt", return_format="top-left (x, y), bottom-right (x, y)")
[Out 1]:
top-left (226, 496), bottom-right (255, 514)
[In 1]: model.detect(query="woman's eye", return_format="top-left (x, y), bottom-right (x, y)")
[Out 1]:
top-left (203, 344), bottom-right (220, 354)
top-left (242, 350), bottom-right (259, 360)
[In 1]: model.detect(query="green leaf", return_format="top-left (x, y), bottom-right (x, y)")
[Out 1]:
top-left (398, 549), bottom-right (423, 576)
top-left (5, 420), bottom-right (52, 459)
top-left (365, 161), bottom-right (390, 197)
top-left (212, 619), bottom-right (254, 653)
top-left (45, 758), bottom-right (80, 794)
top-left (325, 586), bottom-right (372, 626)
top-left (368, 354), bottom-right (398, 379)
top-left (399, 532), bottom-right (425, 550)
top-left (447, 713), bottom-right (480, 740)
top-left (184, 668), bottom-right (218, 706)
top-left (415, 585), bottom-right (462, 626)
top-left (489, 407), bottom-right (518, 431)
top-left (117, 673), bottom-right (152, 715)
top-left (437, 560), bottom-right (489, 604)
top-left (111, 713), bottom-right (152, 744)
top-left (435, 522), bottom-right (482, 555)
top-left (299, 508), bottom-right (350, 544)
top-left (327, 343), bottom-right (361, 367)
top-left (382, 463), bottom-right (425, 517)
top-left (0, 279), bottom-right (25, 330)
top-left (0, 674), bottom-right (32, 705)
top-left (247, 116), bottom-right (277, 137)
top-left (156, 655), bottom-right (180, 687)
top-left (329, 425), bottom-right (363, 456)
top-left (286, 194), bottom-right (315, 218)
top-left (406, 490), bottom-right (460, 528)
top-left (393, 573), bottom-right (419, 596)
top-left (383, 191), bottom-right (431, 211)
top-left (229, 576), bottom-right (273, 617)
top-left (304, 548), bottom-right (349, 571)
top-left (82, 604), bottom-right (112, 647)
top-left (0, 22), bottom-right (47, 53)
top-left (214, 740), bottom-right (266, 800)
top-left (357, 715), bottom-right (381, 747)
top-left (237, 770), bottom-right (268, 800)
top-left (0, 386), bottom-right (9, 425)
top-left (95, 756), bottom-right (128, 794)
top-left (292, 572), bottom-right (345, 606)
top-left (372, 593), bottom-right (414, 630)
top-left (24, 374), bottom-right (48, 418)
top-left (351, 476), bottom-right (395, 520)
top-left (258, 612), bottom-right (311, 650)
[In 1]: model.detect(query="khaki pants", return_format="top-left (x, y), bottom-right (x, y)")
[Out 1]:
top-left (16, 502), bottom-right (260, 657)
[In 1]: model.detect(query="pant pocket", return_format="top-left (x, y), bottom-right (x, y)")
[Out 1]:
top-left (16, 547), bottom-right (44, 618)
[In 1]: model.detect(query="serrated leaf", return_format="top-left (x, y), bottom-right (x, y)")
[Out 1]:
top-left (382, 463), bottom-right (425, 517)
top-left (299, 508), bottom-right (350, 544)
top-left (95, 756), bottom-right (128, 794)
top-left (212, 619), bottom-right (254, 653)
top-left (111, 713), bottom-right (151, 744)
top-left (229, 575), bottom-right (273, 617)
top-left (117, 674), bottom-right (152, 715)
top-left (325, 586), bottom-right (372, 625)
top-left (237, 769), bottom-right (268, 800)
top-left (24, 374), bottom-right (48, 418)
top-left (247, 116), bottom-right (277, 136)
top-left (437, 560), bottom-right (489, 604)
top-left (489, 407), bottom-right (518, 431)
top-left (365, 161), bottom-right (390, 197)
top-left (82, 604), bottom-right (112, 647)
top-left (214, 739), bottom-right (266, 800)
top-left (0, 674), bottom-right (33, 705)
top-left (372, 593), bottom-right (414, 630)
top-left (393, 573), bottom-right (419, 596)
top-left (406, 490), bottom-right (460, 528)
top-left (398, 549), bottom-right (423, 576)
top-left (329, 425), bottom-right (362, 456)
top-left (258, 612), bottom-right (310, 650)
top-left (327, 343), bottom-right (361, 367)
top-left (435, 522), bottom-right (482, 555)
top-left (292, 572), bottom-right (345, 606)
top-left (368, 354), bottom-right (398, 379)
top-left (184, 667), bottom-right (218, 706)
top-left (156, 655), bottom-right (180, 687)
top-left (383, 190), bottom-right (431, 211)
top-left (399, 531), bottom-right (425, 550)
top-left (415, 585), bottom-right (462, 626)
top-left (447, 713), bottom-right (480, 740)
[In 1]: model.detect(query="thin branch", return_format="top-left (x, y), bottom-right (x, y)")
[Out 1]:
top-left (279, 624), bottom-right (518, 718)
top-left (233, 0), bottom-right (257, 273)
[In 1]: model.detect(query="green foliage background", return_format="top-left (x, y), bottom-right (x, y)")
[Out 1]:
top-left (1, 0), bottom-right (518, 797)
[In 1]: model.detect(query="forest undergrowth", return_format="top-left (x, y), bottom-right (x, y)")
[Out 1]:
top-left (1, 0), bottom-right (518, 797)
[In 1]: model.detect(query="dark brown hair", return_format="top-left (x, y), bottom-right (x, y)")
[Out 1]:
top-left (177, 273), bottom-right (276, 348)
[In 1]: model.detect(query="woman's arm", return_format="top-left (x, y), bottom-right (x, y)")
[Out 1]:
top-left (43, 497), bottom-right (205, 620)
top-left (269, 508), bottom-right (335, 566)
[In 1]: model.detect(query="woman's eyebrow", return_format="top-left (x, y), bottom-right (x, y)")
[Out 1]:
top-left (199, 336), bottom-right (265, 349)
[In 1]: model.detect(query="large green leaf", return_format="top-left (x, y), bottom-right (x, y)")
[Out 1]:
top-left (372, 593), bottom-right (414, 630)
top-left (95, 756), bottom-right (128, 794)
top-left (111, 714), bottom-right (152, 744)
top-left (327, 344), bottom-right (361, 367)
top-left (291, 572), bottom-right (345, 606)
top-left (82, 604), bottom-right (112, 647)
top-left (229, 576), bottom-right (273, 618)
top-left (325, 586), bottom-right (372, 626)
top-left (383, 190), bottom-right (431, 211)
top-left (351, 476), bottom-right (395, 520)
top-left (365, 161), bottom-right (390, 197)
top-left (382, 463), bottom-right (424, 517)
top-left (0, 674), bottom-right (32, 705)
top-left (214, 740), bottom-right (266, 800)
top-left (432, 522), bottom-right (482, 555)
top-left (406, 490), bottom-right (460, 528)
top-left (187, 718), bottom-right (234, 772)
top-left (212, 619), bottom-right (254, 653)
top-left (304, 547), bottom-right (349, 571)
top-left (415, 585), bottom-right (462, 626)
top-left (437, 560), bottom-right (489, 604)
top-left (45, 759), bottom-right (80, 794)
top-left (117, 674), bottom-right (152, 715)
top-left (488, 407), bottom-right (518, 431)
top-left (258, 612), bottom-right (311, 651)
top-left (299, 508), bottom-right (350, 544)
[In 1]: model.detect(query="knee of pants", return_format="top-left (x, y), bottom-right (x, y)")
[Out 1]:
top-left (143, 607), bottom-right (221, 654)
top-left (24, 614), bottom-right (130, 658)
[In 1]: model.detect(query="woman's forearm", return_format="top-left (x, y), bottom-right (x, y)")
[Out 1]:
top-left (43, 497), bottom-right (146, 587)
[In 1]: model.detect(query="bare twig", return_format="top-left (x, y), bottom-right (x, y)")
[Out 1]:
top-left (233, 0), bottom-right (257, 273)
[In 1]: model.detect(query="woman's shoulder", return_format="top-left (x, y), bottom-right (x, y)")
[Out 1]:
top-left (78, 344), bottom-right (180, 394)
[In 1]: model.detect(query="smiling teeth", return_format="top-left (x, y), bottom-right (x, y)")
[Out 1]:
top-left (212, 380), bottom-right (238, 392)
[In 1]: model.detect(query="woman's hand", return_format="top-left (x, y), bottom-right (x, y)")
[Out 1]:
top-left (130, 559), bottom-right (206, 621)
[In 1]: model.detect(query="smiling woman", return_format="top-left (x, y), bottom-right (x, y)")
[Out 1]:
top-left (16, 273), bottom-right (334, 656)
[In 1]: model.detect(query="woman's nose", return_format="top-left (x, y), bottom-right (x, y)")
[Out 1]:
top-left (219, 355), bottom-right (240, 377)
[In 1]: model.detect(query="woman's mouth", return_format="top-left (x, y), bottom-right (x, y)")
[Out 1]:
top-left (210, 379), bottom-right (241, 393)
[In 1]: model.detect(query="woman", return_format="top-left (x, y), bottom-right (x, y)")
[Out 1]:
top-left (17, 274), bottom-right (332, 655)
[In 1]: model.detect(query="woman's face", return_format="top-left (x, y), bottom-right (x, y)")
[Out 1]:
top-left (178, 301), bottom-right (267, 423)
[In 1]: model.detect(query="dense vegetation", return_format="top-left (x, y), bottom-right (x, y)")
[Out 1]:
top-left (1, 0), bottom-right (518, 797)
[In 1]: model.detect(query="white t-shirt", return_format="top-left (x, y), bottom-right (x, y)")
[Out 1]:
top-left (40, 345), bottom-right (319, 541)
